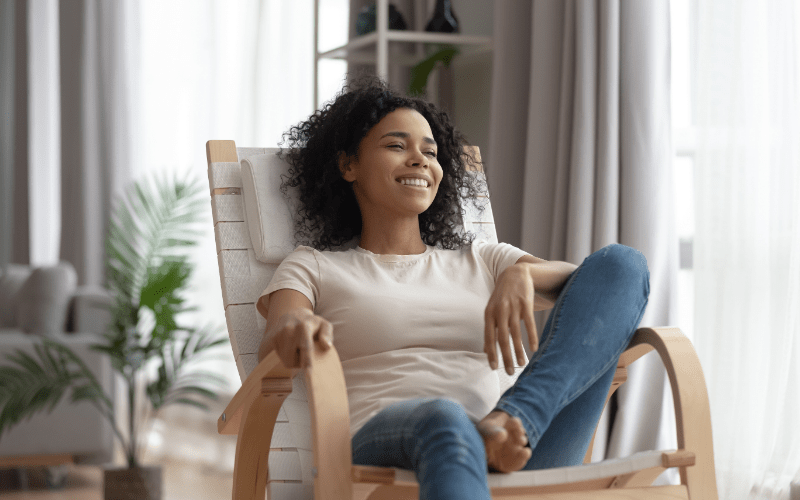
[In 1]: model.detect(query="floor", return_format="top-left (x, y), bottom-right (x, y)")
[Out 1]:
top-left (0, 399), bottom-right (240, 500)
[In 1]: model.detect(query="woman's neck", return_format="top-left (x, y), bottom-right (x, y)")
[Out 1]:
top-left (358, 219), bottom-right (427, 255)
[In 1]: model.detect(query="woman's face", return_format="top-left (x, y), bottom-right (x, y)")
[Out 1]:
top-left (340, 108), bottom-right (443, 220)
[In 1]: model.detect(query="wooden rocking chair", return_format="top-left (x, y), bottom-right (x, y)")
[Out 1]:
top-left (206, 140), bottom-right (718, 500)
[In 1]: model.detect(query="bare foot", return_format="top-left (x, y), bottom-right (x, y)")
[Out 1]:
top-left (476, 411), bottom-right (532, 473)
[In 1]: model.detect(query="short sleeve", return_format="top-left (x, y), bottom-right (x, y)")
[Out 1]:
top-left (256, 246), bottom-right (320, 319)
top-left (473, 242), bottom-right (532, 282)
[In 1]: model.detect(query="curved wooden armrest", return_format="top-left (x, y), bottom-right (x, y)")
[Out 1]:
top-left (221, 343), bottom-right (355, 500)
top-left (624, 327), bottom-right (718, 500)
top-left (218, 350), bottom-right (296, 435)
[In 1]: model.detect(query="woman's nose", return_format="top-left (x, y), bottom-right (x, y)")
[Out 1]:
top-left (408, 150), bottom-right (428, 167)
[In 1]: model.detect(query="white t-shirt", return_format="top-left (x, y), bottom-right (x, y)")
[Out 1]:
top-left (257, 240), bottom-right (531, 436)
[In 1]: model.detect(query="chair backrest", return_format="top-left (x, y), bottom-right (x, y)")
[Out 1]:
top-left (206, 140), bottom-right (512, 498)
top-left (206, 141), bottom-right (499, 381)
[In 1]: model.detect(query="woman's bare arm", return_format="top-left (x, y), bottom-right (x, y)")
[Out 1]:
top-left (257, 289), bottom-right (332, 367)
top-left (513, 255), bottom-right (577, 309)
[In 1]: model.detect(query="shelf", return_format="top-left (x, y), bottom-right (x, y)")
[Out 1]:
top-left (317, 31), bottom-right (492, 62)
top-left (312, 0), bottom-right (493, 108)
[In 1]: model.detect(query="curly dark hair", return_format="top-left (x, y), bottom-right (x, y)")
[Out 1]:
top-left (277, 76), bottom-right (488, 251)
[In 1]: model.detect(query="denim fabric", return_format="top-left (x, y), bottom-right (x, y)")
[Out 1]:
top-left (351, 244), bottom-right (650, 499)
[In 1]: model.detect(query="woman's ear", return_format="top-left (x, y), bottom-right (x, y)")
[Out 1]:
top-left (338, 151), bottom-right (355, 182)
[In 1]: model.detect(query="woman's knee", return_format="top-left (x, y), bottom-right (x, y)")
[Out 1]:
top-left (410, 399), bottom-right (486, 469)
top-left (592, 244), bottom-right (650, 295)
top-left (411, 399), bottom-right (475, 435)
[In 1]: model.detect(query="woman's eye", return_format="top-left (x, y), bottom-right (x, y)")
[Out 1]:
top-left (426, 151), bottom-right (437, 158)
top-left (389, 144), bottom-right (403, 149)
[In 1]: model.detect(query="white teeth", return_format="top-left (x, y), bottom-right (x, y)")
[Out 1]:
top-left (399, 178), bottom-right (428, 187)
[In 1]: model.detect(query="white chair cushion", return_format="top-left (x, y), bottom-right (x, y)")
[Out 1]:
top-left (240, 150), bottom-right (301, 264)
top-left (391, 449), bottom-right (673, 487)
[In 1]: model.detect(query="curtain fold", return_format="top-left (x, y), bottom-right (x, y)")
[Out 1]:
top-left (694, 1), bottom-right (800, 497)
top-left (59, 0), bottom-right (139, 287)
top-left (489, 0), bottom-right (677, 470)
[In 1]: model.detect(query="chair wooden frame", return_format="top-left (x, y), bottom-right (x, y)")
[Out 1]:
top-left (207, 140), bottom-right (718, 500)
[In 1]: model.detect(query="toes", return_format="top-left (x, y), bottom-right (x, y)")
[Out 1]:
top-left (482, 426), bottom-right (508, 447)
top-left (507, 417), bottom-right (528, 446)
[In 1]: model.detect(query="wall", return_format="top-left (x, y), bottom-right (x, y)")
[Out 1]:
top-left (449, 0), bottom-right (493, 167)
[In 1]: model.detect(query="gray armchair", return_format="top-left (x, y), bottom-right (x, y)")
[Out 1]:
top-left (0, 262), bottom-right (115, 468)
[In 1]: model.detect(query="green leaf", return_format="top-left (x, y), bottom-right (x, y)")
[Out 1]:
top-left (171, 398), bottom-right (211, 411)
top-left (409, 46), bottom-right (460, 97)
top-left (0, 342), bottom-right (112, 438)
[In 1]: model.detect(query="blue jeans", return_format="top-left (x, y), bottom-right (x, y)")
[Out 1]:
top-left (351, 244), bottom-right (650, 500)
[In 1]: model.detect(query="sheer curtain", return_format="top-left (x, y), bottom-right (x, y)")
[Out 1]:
top-left (693, 1), bottom-right (800, 498)
top-left (137, 0), bottom-right (316, 387)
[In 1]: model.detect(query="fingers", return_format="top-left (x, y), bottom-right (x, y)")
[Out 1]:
top-left (487, 307), bottom-right (524, 375)
top-left (272, 314), bottom-right (334, 369)
top-left (509, 314), bottom-right (526, 367)
top-left (484, 311), bottom-right (497, 370)
top-left (523, 306), bottom-right (538, 353)
top-left (301, 318), bottom-right (335, 367)
top-left (496, 314), bottom-right (514, 376)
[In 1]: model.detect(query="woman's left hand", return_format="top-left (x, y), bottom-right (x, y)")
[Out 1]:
top-left (484, 263), bottom-right (538, 375)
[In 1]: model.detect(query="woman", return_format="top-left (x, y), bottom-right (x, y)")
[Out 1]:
top-left (256, 78), bottom-right (650, 499)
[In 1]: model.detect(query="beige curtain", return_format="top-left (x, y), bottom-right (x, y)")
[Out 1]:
top-left (59, 0), bottom-right (139, 286)
top-left (1, 0), bottom-right (30, 269)
top-left (487, 0), bottom-right (677, 472)
top-left (0, 1), bottom-right (138, 284)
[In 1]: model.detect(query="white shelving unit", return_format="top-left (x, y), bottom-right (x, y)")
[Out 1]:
top-left (313, 0), bottom-right (492, 108)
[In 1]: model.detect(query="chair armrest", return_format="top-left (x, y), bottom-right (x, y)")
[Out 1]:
top-left (221, 342), bottom-right (354, 500)
top-left (217, 349), bottom-right (296, 435)
top-left (626, 327), bottom-right (718, 499)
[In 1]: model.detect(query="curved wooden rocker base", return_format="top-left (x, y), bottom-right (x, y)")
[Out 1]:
top-left (218, 327), bottom-right (718, 500)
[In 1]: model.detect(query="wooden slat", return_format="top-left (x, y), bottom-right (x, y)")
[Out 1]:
top-left (209, 161), bottom-right (243, 189)
top-left (226, 304), bottom-right (259, 332)
top-left (211, 193), bottom-right (245, 222)
top-left (220, 276), bottom-right (265, 307)
top-left (230, 328), bottom-right (261, 357)
top-left (219, 249), bottom-right (251, 277)
top-left (207, 140), bottom-right (238, 163)
top-left (215, 221), bottom-right (251, 252)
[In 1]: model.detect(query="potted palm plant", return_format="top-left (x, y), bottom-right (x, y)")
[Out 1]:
top-left (0, 173), bottom-right (227, 499)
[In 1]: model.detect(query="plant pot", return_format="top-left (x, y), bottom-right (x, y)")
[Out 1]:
top-left (104, 466), bottom-right (162, 500)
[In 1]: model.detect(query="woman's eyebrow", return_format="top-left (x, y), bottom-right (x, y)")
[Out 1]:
top-left (380, 131), bottom-right (436, 145)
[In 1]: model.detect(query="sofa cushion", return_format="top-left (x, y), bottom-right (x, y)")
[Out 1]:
top-left (15, 262), bottom-right (77, 335)
top-left (0, 264), bottom-right (33, 328)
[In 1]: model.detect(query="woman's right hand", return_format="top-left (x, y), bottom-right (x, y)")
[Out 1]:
top-left (262, 309), bottom-right (334, 369)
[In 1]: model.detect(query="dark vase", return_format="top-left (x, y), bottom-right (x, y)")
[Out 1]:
top-left (356, 3), bottom-right (408, 36)
top-left (104, 466), bottom-right (162, 500)
top-left (425, 0), bottom-right (459, 33)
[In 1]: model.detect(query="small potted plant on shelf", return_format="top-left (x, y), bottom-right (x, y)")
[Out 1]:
top-left (0, 173), bottom-right (228, 500)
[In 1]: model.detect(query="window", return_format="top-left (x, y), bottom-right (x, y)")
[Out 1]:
top-left (670, 0), bottom-right (697, 340)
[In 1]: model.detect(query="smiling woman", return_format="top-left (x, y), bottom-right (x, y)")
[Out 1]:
top-left (276, 76), bottom-right (488, 253)
top-left (255, 77), bottom-right (652, 499)
top-left (338, 108), bottom-right (443, 255)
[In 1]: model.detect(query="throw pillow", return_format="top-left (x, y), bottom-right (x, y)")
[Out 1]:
top-left (15, 262), bottom-right (78, 335)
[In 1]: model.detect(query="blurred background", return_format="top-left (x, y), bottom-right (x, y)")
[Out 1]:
top-left (1, 0), bottom-right (798, 499)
